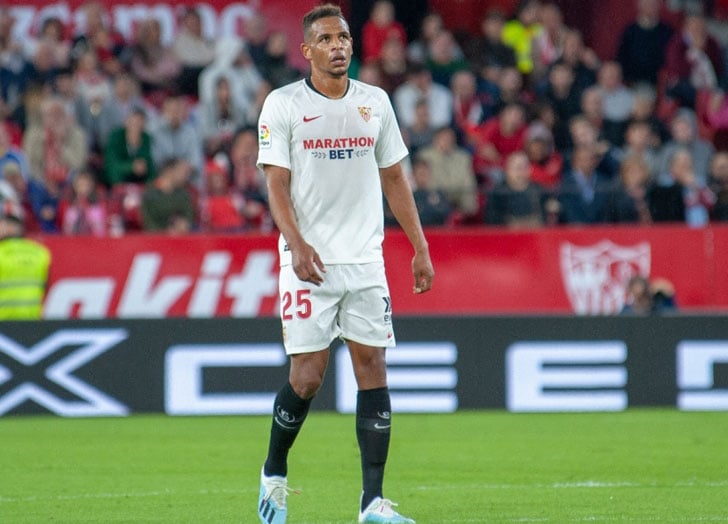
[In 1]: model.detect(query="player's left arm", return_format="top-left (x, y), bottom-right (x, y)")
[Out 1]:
top-left (380, 162), bottom-right (434, 294)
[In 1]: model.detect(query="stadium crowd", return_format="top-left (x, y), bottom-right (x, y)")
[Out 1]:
top-left (1, 0), bottom-right (728, 235)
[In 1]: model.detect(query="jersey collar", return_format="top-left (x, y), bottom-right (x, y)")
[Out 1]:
top-left (305, 77), bottom-right (350, 99)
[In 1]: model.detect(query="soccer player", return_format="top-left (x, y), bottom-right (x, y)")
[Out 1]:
top-left (255, 4), bottom-right (434, 524)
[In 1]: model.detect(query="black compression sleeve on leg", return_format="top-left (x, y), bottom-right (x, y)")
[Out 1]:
top-left (264, 382), bottom-right (312, 477)
top-left (356, 387), bottom-right (392, 511)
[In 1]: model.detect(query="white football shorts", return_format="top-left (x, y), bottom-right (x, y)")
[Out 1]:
top-left (278, 261), bottom-right (396, 354)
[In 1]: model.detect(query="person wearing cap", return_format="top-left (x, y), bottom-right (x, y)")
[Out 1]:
top-left (0, 212), bottom-right (51, 320)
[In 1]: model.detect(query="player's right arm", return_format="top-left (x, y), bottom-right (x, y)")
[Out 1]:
top-left (264, 164), bottom-right (326, 286)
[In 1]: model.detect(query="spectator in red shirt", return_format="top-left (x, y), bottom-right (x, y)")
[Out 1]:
top-left (468, 103), bottom-right (528, 184)
top-left (200, 159), bottom-right (245, 233)
top-left (361, 0), bottom-right (407, 63)
top-left (525, 121), bottom-right (563, 191)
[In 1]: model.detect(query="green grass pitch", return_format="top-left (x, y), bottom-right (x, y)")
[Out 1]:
top-left (2, 410), bottom-right (728, 523)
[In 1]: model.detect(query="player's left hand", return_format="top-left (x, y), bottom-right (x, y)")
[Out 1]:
top-left (412, 250), bottom-right (434, 294)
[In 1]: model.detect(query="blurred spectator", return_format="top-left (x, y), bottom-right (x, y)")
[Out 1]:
top-left (73, 49), bottom-right (113, 120)
top-left (532, 3), bottom-right (567, 81)
top-left (402, 98), bottom-right (436, 156)
top-left (425, 30), bottom-right (469, 87)
top-left (393, 64), bottom-right (453, 129)
top-left (371, 36), bottom-right (408, 95)
top-left (259, 31), bottom-right (302, 90)
top-left (199, 38), bottom-right (266, 128)
top-left (150, 94), bottom-right (203, 184)
top-left (59, 168), bottom-right (108, 236)
top-left (621, 275), bottom-right (676, 315)
top-left (708, 150), bottom-right (728, 219)
top-left (0, 163), bottom-right (27, 223)
top-left (200, 159), bottom-right (245, 232)
top-left (565, 115), bottom-right (621, 177)
top-left (451, 70), bottom-right (486, 138)
top-left (485, 150), bottom-right (548, 227)
top-left (0, 7), bottom-right (33, 119)
top-left (198, 75), bottom-right (247, 158)
top-left (705, 87), bottom-right (728, 147)
top-left (71, 2), bottom-right (127, 77)
top-left (53, 68), bottom-right (94, 146)
top-left (657, 108), bottom-right (714, 184)
top-left (242, 13), bottom-right (270, 69)
top-left (597, 61), bottom-right (635, 146)
top-left (74, 51), bottom-right (113, 153)
top-left (664, 13), bottom-right (724, 107)
top-left (24, 16), bottom-right (71, 70)
top-left (407, 12), bottom-right (465, 66)
top-left (619, 119), bottom-right (661, 175)
top-left (579, 86), bottom-right (606, 139)
top-left (27, 40), bottom-right (60, 87)
top-left (630, 83), bottom-right (671, 145)
top-left (95, 73), bottom-right (147, 150)
top-left (0, 122), bottom-right (29, 180)
top-left (493, 66), bottom-right (534, 112)
top-left (410, 157), bottom-right (452, 226)
top-left (465, 10), bottom-right (517, 74)
top-left (0, 211), bottom-right (51, 320)
top-left (357, 61), bottom-right (384, 88)
top-left (141, 157), bottom-right (195, 233)
top-left (650, 147), bottom-right (716, 225)
top-left (468, 103), bottom-right (528, 183)
top-left (539, 62), bottom-right (581, 149)
top-left (361, 0), bottom-right (407, 63)
top-left (23, 96), bottom-right (88, 186)
top-left (173, 7), bottom-right (216, 97)
top-left (417, 126), bottom-right (479, 217)
top-left (129, 18), bottom-right (181, 98)
top-left (502, 0), bottom-right (543, 77)
top-left (557, 29), bottom-right (600, 94)
top-left (525, 121), bottom-right (563, 191)
top-left (8, 82), bottom-right (47, 137)
top-left (558, 144), bottom-right (614, 224)
top-left (104, 106), bottom-right (156, 186)
top-left (27, 175), bottom-right (61, 233)
top-left (229, 127), bottom-right (270, 231)
top-left (616, 0), bottom-right (674, 86)
top-left (605, 155), bottom-right (654, 223)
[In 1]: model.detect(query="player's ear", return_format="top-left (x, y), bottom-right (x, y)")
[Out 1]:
top-left (301, 42), bottom-right (312, 60)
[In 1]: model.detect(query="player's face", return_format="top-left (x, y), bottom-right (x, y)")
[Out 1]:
top-left (302, 16), bottom-right (353, 78)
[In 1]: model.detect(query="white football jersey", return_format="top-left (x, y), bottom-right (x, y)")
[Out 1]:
top-left (257, 78), bottom-right (408, 266)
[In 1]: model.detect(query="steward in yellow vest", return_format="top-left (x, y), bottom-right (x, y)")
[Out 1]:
top-left (0, 214), bottom-right (51, 320)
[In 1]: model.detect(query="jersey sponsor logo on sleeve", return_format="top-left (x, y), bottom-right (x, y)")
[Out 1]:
top-left (258, 123), bottom-right (271, 149)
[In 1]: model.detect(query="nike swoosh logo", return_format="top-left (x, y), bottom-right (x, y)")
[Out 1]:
top-left (303, 115), bottom-right (323, 122)
top-left (374, 423), bottom-right (391, 430)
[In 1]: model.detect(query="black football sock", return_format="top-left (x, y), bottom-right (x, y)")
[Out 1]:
top-left (356, 387), bottom-right (392, 511)
top-left (263, 382), bottom-right (312, 477)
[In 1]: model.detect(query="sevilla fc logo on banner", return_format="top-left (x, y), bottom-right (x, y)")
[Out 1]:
top-left (358, 106), bottom-right (372, 122)
top-left (560, 240), bottom-right (651, 315)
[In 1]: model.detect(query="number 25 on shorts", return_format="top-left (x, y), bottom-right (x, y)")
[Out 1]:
top-left (281, 289), bottom-right (312, 320)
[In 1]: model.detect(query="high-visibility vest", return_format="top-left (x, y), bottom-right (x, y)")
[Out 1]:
top-left (0, 238), bottom-right (51, 320)
top-left (502, 20), bottom-right (542, 75)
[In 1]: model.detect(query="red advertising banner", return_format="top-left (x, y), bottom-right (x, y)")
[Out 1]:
top-left (37, 225), bottom-right (728, 319)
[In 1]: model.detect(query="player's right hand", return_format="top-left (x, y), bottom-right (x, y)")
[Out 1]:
top-left (291, 243), bottom-right (326, 286)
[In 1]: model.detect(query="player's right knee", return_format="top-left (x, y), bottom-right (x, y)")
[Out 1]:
top-left (290, 373), bottom-right (324, 399)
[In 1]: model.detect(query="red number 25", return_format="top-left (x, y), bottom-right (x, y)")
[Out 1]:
top-left (281, 289), bottom-right (312, 320)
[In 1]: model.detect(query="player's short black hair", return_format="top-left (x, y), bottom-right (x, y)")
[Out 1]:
top-left (303, 4), bottom-right (346, 40)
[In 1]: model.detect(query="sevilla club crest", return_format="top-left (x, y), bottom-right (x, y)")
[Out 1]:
top-left (358, 106), bottom-right (372, 122)
top-left (560, 240), bottom-right (651, 315)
